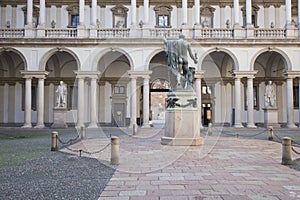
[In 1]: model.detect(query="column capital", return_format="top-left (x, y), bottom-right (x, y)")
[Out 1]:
top-left (233, 70), bottom-right (257, 79)
top-left (21, 71), bottom-right (49, 79)
top-left (74, 71), bottom-right (101, 79)
top-left (283, 71), bottom-right (300, 79)
top-left (194, 71), bottom-right (205, 79)
top-left (128, 70), bottom-right (152, 79)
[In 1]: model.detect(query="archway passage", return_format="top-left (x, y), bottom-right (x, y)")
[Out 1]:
top-left (201, 51), bottom-right (235, 126)
top-left (150, 79), bottom-right (171, 123)
top-left (0, 50), bottom-right (26, 124)
top-left (98, 50), bottom-right (130, 127)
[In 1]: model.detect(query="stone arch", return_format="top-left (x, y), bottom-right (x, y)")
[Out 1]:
top-left (145, 48), bottom-right (166, 71)
top-left (250, 48), bottom-right (292, 71)
top-left (199, 47), bottom-right (239, 71)
top-left (0, 47), bottom-right (28, 71)
top-left (92, 47), bottom-right (134, 71)
top-left (40, 47), bottom-right (81, 71)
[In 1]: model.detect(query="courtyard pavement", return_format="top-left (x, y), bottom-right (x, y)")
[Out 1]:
top-left (61, 124), bottom-right (300, 200)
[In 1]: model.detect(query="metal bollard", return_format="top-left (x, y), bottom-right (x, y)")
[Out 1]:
top-left (81, 126), bottom-right (86, 140)
top-left (51, 131), bottom-right (58, 151)
top-left (208, 123), bottom-right (213, 136)
top-left (110, 136), bottom-right (120, 165)
top-left (268, 126), bottom-right (274, 141)
top-left (282, 137), bottom-right (293, 165)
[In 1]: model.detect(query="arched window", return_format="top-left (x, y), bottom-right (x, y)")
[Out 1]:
top-left (111, 5), bottom-right (128, 28)
top-left (200, 5), bottom-right (215, 28)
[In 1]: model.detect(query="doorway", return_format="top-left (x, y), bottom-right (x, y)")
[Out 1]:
top-left (113, 103), bottom-right (125, 127)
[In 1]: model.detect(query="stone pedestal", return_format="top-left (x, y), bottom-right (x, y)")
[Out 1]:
top-left (51, 107), bottom-right (68, 128)
top-left (263, 108), bottom-right (280, 128)
top-left (161, 89), bottom-right (204, 146)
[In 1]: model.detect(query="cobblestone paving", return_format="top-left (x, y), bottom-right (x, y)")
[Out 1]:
top-left (80, 127), bottom-right (300, 200)
top-left (0, 128), bottom-right (115, 200)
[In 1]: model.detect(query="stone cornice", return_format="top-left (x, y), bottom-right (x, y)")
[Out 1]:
top-left (233, 70), bottom-right (258, 78)
top-left (20, 71), bottom-right (49, 79)
top-left (74, 71), bottom-right (101, 79)
top-left (283, 71), bottom-right (300, 79)
top-left (128, 70), bottom-right (152, 79)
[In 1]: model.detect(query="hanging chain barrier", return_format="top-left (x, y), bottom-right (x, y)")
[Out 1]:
top-left (54, 130), bottom-right (114, 158)
top-left (212, 127), bottom-right (269, 138)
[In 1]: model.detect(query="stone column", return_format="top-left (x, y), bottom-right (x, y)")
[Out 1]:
top-left (23, 77), bottom-right (32, 128)
top-left (39, 0), bottom-right (45, 27)
top-left (286, 0), bottom-right (292, 26)
top-left (131, 0), bottom-right (137, 27)
top-left (264, 5), bottom-right (270, 28)
top-left (275, 4), bottom-right (280, 28)
top-left (88, 77), bottom-right (98, 128)
top-left (233, 0), bottom-right (240, 27)
top-left (195, 71), bottom-right (204, 128)
top-left (298, 0), bottom-right (300, 28)
top-left (182, 0), bottom-right (188, 25)
top-left (246, 0), bottom-right (252, 26)
top-left (299, 78), bottom-right (300, 127)
top-left (77, 77), bottom-right (85, 128)
top-left (130, 76), bottom-right (137, 128)
top-left (246, 75), bottom-right (256, 128)
top-left (144, 0), bottom-right (149, 26)
top-left (220, 5), bottom-right (225, 28)
top-left (194, 0), bottom-right (200, 25)
top-left (142, 76), bottom-right (150, 128)
top-left (233, 74), bottom-right (243, 128)
top-left (286, 76), bottom-right (296, 128)
top-left (91, 0), bottom-right (97, 26)
top-left (26, 0), bottom-right (33, 26)
top-left (79, 0), bottom-right (85, 26)
top-left (35, 77), bottom-right (46, 128)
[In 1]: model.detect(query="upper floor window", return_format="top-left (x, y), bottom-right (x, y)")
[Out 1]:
top-left (111, 5), bottom-right (128, 28)
top-left (200, 6), bottom-right (215, 28)
top-left (22, 6), bottom-right (39, 27)
top-left (67, 5), bottom-right (79, 27)
top-left (242, 5), bottom-right (259, 27)
top-left (154, 5), bottom-right (172, 28)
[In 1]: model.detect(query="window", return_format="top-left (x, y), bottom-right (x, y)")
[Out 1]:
top-left (202, 86), bottom-right (212, 94)
top-left (114, 86), bottom-right (125, 94)
top-left (200, 6), bottom-right (215, 28)
top-left (67, 5), bottom-right (80, 27)
top-left (158, 15), bottom-right (169, 27)
top-left (154, 5), bottom-right (172, 28)
top-left (242, 5), bottom-right (259, 27)
top-left (22, 6), bottom-right (39, 27)
top-left (293, 86), bottom-right (299, 109)
top-left (111, 5), bottom-right (128, 28)
top-left (71, 15), bottom-right (80, 27)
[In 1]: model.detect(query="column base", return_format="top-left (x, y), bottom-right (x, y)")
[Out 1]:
top-left (141, 123), bottom-right (151, 128)
top-left (34, 124), bottom-right (45, 129)
top-left (246, 123), bottom-right (257, 128)
top-left (22, 123), bottom-right (32, 128)
top-left (87, 123), bottom-right (98, 129)
top-left (233, 123), bottom-right (244, 128)
top-left (286, 123), bottom-right (297, 128)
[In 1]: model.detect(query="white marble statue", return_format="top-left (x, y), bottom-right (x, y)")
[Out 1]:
top-left (56, 81), bottom-right (67, 108)
top-left (264, 80), bottom-right (276, 108)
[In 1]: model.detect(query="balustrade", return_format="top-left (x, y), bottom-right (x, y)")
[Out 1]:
top-left (0, 27), bottom-right (298, 39)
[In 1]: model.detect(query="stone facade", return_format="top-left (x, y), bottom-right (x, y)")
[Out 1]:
top-left (1, 0), bottom-right (300, 128)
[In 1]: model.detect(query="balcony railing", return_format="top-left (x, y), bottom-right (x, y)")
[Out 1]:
top-left (0, 28), bottom-right (24, 38)
top-left (45, 28), bottom-right (77, 38)
top-left (0, 27), bottom-right (298, 40)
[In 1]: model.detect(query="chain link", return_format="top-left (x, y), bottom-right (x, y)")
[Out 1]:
top-left (57, 134), bottom-right (80, 145)
top-left (292, 146), bottom-right (300, 155)
top-left (219, 128), bottom-right (268, 138)
top-left (61, 142), bottom-right (111, 157)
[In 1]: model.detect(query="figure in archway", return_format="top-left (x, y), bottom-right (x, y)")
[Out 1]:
top-left (264, 80), bottom-right (276, 108)
top-left (56, 81), bottom-right (67, 108)
top-left (163, 34), bottom-right (198, 89)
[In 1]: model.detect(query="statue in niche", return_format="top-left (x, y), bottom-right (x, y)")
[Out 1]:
top-left (163, 34), bottom-right (198, 89)
top-left (264, 80), bottom-right (276, 108)
top-left (56, 81), bottom-right (67, 108)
